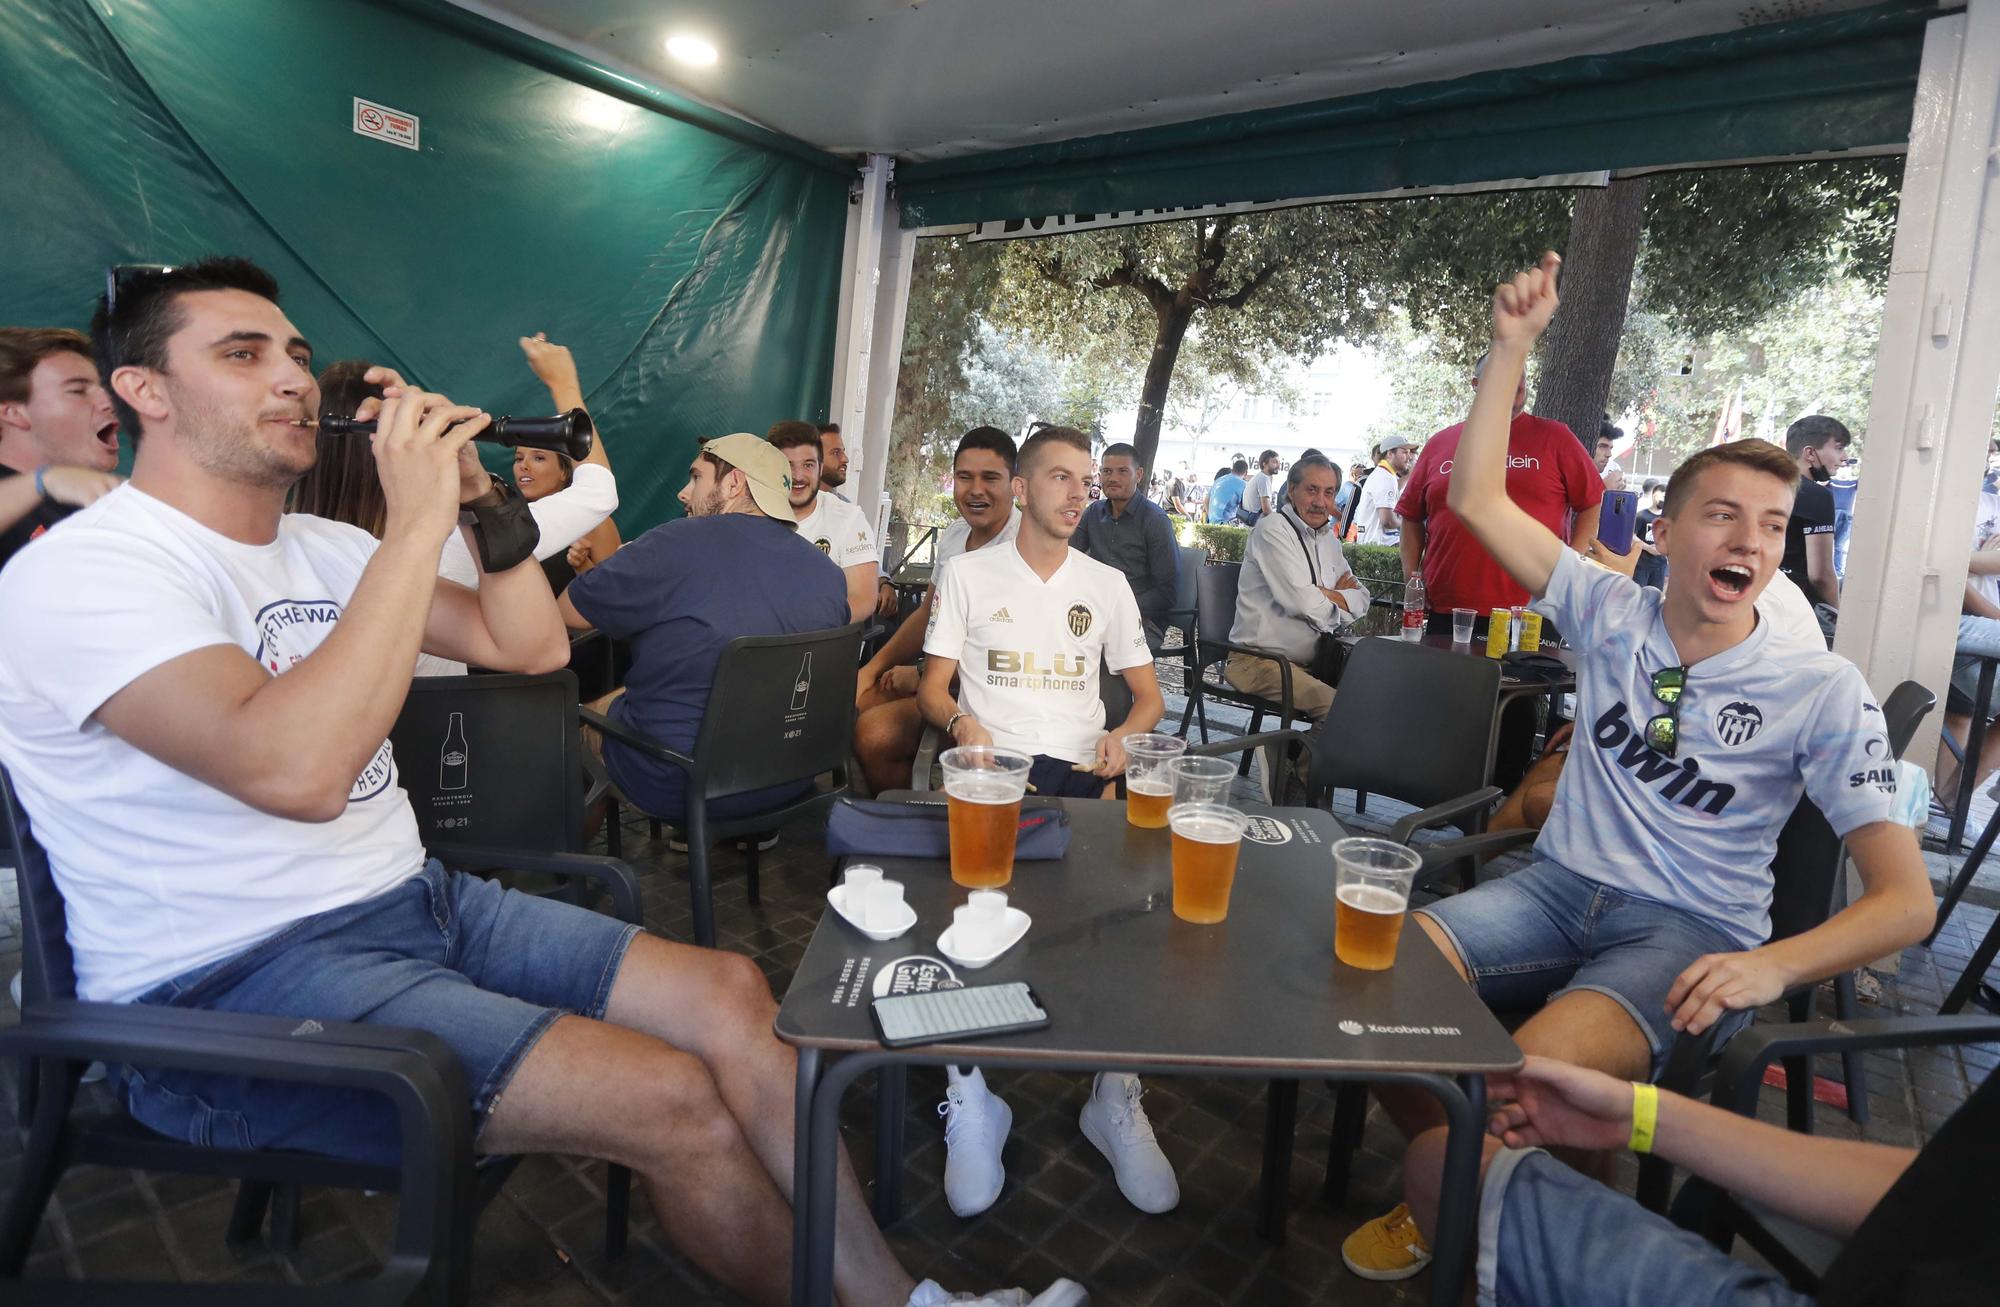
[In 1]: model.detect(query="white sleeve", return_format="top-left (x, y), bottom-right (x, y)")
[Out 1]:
top-left (1247, 520), bottom-right (1338, 630)
top-left (922, 556), bottom-right (970, 662)
top-left (1539, 547), bottom-right (1644, 646)
top-left (1800, 667), bottom-right (1899, 838)
top-left (1104, 581), bottom-right (1152, 672)
top-left (1328, 542), bottom-right (1371, 629)
top-left (0, 530), bottom-right (241, 728)
top-left (525, 463), bottom-right (618, 560)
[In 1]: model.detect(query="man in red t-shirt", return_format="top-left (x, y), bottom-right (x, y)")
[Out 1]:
top-left (1396, 353), bottom-right (1602, 633)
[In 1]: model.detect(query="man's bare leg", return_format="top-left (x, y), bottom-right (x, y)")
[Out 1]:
top-left (854, 697), bottom-right (924, 795)
top-left (485, 936), bottom-right (916, 1307)
top-left (603, 935), bottom-right (915, 1306)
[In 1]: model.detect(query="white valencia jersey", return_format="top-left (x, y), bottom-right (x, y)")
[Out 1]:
top-left (793, 491), bottom-right (879, 569)
top-left (925, 540), bottom-right (1151, 763)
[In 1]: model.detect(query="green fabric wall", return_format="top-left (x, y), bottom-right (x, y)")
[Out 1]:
top-left (900, 0), bottom-right (1932, 227)
top-left (0, 0), bottom-right (852, 533)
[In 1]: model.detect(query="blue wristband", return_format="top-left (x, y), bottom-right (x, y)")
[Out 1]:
top-left (33, 465), bottom-right (48, 499)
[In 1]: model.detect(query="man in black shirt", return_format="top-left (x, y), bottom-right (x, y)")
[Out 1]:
top-left (1782, 415), bottom-right (1849, 609)
top-left (1633, 478), bottom-right (1668, 588)
top-left (1400, 1053), bottom-right (1996, 1306)
top-left (0, 327), bottom-right (122, 568)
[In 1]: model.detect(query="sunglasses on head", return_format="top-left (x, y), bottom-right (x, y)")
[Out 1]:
top-left (1645, 666), bottom-right (1688, 757)
top-left (103, 263), bottom-right (179, 319)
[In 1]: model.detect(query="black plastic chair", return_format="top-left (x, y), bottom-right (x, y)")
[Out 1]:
top-left (1155, 543), bottom-right (1207, 733)
top-left (1175, 563), bottom-right (1303, 761)
top-left (1668, 1012), bottom-right (2000, 1291)
top-left (2, 767), bottom-right (475, 1304)
top-left (581, 620), bottom-right (870, 948)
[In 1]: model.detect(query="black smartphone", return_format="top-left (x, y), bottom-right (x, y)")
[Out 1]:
top-left (870, 982), bottom-right (1050, 1049)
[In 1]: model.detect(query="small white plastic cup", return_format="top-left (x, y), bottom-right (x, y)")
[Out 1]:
top-left (867, 879), bottom-right (906, 929)
top-left (967, 889), bottom-right (1008, 926)
top-left (843, 864), bottom-right (884, 892)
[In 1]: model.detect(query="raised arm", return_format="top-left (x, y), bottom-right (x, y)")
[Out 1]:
top-left (1445, 253), bottom-right (1567, 597)
top-left (520, 333), bottom-right (608, 473)
top-left (1, 466), bottom-right (121, 535)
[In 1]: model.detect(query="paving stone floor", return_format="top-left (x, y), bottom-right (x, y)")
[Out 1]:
top-left (3, 685), bottom-right (1997, 1304)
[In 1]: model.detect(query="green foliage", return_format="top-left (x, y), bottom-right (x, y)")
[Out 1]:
top-left (1184, 522), bottom-right (1249, 562)
top-left (889, 237), bottom-right (1003, 515)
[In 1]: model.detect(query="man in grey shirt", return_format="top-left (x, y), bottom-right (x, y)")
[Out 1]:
top-left (1072, 442), bottom-right (1179, 646)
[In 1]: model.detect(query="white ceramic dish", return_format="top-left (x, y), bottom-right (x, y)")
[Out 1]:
top-left (936, 907), bottom-right (1031, 969)
top-left (827, 884), bottom-right (917, 941)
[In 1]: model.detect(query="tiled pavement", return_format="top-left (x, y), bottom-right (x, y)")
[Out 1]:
top-left (3, 687), bottom-right (1998, 1305)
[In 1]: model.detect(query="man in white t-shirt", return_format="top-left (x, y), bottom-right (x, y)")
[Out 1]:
top-left (851, 426), bottom-right (1022, 793)
top-left (768, 420), bottom-right (896, 621)
top-left (1354, 434), bottom-right (1415, 545)
top-left (1339, 253), bottom-right (1933, 1285)
top-left (0, 259), bottom-right (1066, 1307)
top-left (918, 423), bottom-right (1179, 1222)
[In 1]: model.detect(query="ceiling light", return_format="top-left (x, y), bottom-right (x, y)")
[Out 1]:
top-left (665, 34), bottom-right (718, 67)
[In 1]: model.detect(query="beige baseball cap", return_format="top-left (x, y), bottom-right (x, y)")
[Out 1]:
top-left (702, 432), bottom-right (796, 522)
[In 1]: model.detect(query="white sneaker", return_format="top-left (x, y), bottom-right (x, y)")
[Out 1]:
top-left (1078, 1072), bottom-right (1179, 1214)
top-left (905, 1280), bottom-right (1087, 1307)
top-left (939, 1067), bottom-right (1010, 1217)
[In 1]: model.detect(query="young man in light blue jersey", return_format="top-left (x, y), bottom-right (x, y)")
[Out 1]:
top-left (1342, 253), bottom-right (1934, 1282)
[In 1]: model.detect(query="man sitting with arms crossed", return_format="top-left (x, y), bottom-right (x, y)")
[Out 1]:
top-left (852, 425), bottom-right (1021, 795)
top-left (1340, 253), bottom-right (1933, 1282)
top-left (768, 420), bottom-right (895, 623)
top-left (0, 260), bottom-right (1074, 1307)
top-left (1071, 440), bottom-right (1179, 646)
top-left (1223, 453), bottom-right (1370, 723)
top-left (918, 424), bottom-right (1179, 1220)
top-left (0, 326), bottom-right (124, 569)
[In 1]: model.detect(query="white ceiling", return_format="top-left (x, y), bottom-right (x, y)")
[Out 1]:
top-left (449, 0), bottom-right (1881, 163)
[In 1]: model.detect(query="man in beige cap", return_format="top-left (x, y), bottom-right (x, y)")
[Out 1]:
top-left (561, 433), bottom-right (850, 825)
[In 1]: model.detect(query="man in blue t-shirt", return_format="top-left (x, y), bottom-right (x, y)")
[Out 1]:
top-left (1340, 254), bottom-right (1934, 1284)
top-left (1206, 457), bottom-right (1248, 525)
top-left (561, 433), bottom-right (848, 823)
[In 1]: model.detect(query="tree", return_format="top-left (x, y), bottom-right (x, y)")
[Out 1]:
top-left (889, 237), bottom-right (1001, 520)
top-left (1533, 178), bottom-right (1650, 449)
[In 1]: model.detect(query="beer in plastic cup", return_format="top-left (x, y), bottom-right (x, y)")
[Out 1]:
top-left (1169, 754), bottom-right (1236, 809)
top-left (1168, 803), bottom-right (1250, 924)
top-left (940, 747), bottom-right (1033, 888)
top-left (1331, 837), bottom-right (1422, 970)
top-left (1451, 608), bottom-right (1477, 644)
top-left (1123, 732), bottom-right (1188, 828)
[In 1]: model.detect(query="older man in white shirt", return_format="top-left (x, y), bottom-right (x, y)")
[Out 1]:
top-left (1224, 453), bottom-right (1369, 720)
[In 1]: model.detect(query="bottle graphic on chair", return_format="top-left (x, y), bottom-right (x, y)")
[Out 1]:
top-left (791, 653), bottom-right (813, 712)
top-left (440, 712), bottom-right (469, 791)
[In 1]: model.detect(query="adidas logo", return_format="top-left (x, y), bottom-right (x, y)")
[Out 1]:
top-left (990, 607), bottom-right (1013, 622)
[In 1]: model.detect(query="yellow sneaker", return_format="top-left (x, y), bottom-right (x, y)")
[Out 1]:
top-left (1340, 1202), bottom-right (1433, 1281)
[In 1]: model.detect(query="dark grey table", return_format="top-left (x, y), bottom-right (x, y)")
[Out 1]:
top-left (776, 796), bottom-right (1522, 1307)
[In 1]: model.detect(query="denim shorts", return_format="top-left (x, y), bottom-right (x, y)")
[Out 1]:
top-left (1478, 1147), bottom-right (1811, 1306)
top-left (120, 861), bottom-right (640, 1166)
top-left (1027, 754), bottom-right (1112, 799)
top-left (1416, 858), bottom-right (1752, 1077)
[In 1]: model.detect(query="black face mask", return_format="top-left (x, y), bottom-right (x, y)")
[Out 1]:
top-left (1807, 458), bottom-right (1833, 483)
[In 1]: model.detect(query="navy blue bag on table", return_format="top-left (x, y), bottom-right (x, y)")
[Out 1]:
top-left (826, 797), bottom-right (1072, 861)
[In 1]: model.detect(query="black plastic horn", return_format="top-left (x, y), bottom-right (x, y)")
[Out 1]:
top-left (318, 407), bottom-right (594, 460)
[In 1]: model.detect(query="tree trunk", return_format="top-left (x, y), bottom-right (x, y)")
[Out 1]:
top-left (1535, 177), bottom-right (1650, 454)
top-left (1132, 304), bottom-right (1195, 478)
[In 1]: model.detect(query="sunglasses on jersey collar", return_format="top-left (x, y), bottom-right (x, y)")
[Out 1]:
top-left (1645, 666), bottom-right (1688, 757)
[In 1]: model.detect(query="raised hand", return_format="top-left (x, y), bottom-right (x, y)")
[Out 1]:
top-left (519, 332), bottom-right (578, 393)
top-left (371, 386), bottom-right (491, 545)
top-left (1492, 251), bottom-right (1562, 346)
top-left (1486, 1055), bottom-right (1637, 1153)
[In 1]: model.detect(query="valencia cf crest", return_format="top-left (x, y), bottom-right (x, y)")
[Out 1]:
top-left (813, 537), bottom-right (832, 555)
top-left (1715, 701), bottom-right (1763, 747)
top-left (1066, 603), bottom-right (1093, 638)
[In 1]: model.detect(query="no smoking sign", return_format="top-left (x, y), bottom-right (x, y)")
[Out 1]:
top-left (353, 97), bottom-right (419, 151)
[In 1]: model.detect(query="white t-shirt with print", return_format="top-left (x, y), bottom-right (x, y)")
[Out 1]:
top-left (1535, 549), bottom-right (1896, 949)
top-left (794, 490), bottom-right (880, 569)
top-left (1354, 465), bottom-right (1403, 545)
top-left (0, 487), bottom-right (425, 1003)
top-left (924, 540), bottom-right (1151, 764)
top-left (934, 505), bottom-right (1022, 572)
top-left (1244, 471), bottom-right (1276, 520)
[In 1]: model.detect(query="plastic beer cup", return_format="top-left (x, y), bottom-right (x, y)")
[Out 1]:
top-left (1451, 607), bottom-right (1477, 644)
top-left (1332, 837), bottom-right (1422, 970)
top-left (939, 747), bottom-right (1033, 888)
top-left (1168, 803), bottom-right (1249, 924)
top-left (1169, 754), bottom-right (1236, 808)
top-left (1123, 732), bottom-right (1188, 828)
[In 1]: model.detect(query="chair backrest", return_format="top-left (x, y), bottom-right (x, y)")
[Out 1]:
top-left (1167, 544), bottom-right (1205, 640)
top-left (2, 766), bottom-right (78, 1003)
top-left (1881, 679), bottom-right (1935, 761)
top-left (1768, 796), bottom-right (1844, 943)
top-left (1101, 662), bottom-right (1135, 726)
top-left (1197, 562), bottom-right (1242, 652)
top-left (390, 671), bottom-right (583, 854)
top-left (691, 620), bottom-right (870, 801)
top-left (1314, 638), bottom-right (1502, 813)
